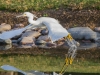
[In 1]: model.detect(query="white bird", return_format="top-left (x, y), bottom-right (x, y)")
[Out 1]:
top-left (17, 12), bottom-right (69, 42)
top-left (0, 12), bottom-right (69, 42)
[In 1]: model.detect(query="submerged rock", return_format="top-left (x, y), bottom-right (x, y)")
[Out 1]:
top-left (0, 39), bottom-right (12, 44)
top-left (35, 40), bottom-right (46, 45)
top-left (0, 44), bottom-right (12, 50)
top-left (37, 35), bottom-right (50, 42)
top-left (68, 27), bottom-right (97, 40)
top-left (0, 23), bottom-right (11, 32)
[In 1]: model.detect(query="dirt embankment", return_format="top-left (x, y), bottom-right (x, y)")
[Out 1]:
top-left (0, 9), bottom-right (100, 29)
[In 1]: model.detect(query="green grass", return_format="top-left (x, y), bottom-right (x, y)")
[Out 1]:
top-left (0, 54), bottom-right (100, 73)
top-left (0, 0), bottom-right (100, 12)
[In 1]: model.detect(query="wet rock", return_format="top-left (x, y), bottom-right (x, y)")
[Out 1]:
top-left (12, 43), bottom-right (18, 47)
top-left (0, 39), bottom-right (12, 44)
top-left (68, 27), bottom-right (97, 40)
top-left (19, 43), bottom-right (37, 48)
top-left (37, 35), bottom-right (50, 42)
top-left (12, 40), bottom-right (18, 43)
top-left (35, 40), bottom-right (46, 45)
top-left (21, 31), bottom-right (41, 38)
top-left (19, 45), bottom-right (32, 48)
top-left (94, 27), bottom-right (100, 32)
top-left (0, 23), bottom-right (11, 32)
top-left (17, 38), bottom-right (22, 43)
top-left (37, 42), bottom-right (57, 48)
top-left (0, 44), bottom-right (12, 50)
top-left (20, 37), bottom-right (35, 45)
top-left (41, 29), bottom-right (48, 35)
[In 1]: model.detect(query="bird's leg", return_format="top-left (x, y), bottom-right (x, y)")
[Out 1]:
top-left (59, 34), bottom-right (78, 75)
top-left (64, 34), bottom-right (77, 65)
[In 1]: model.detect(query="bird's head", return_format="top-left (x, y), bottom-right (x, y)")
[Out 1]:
top-left (16, 12), bottom-right (38, 18)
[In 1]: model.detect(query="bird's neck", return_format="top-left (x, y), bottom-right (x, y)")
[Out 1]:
top-left (28, 17), bottom-right (39, 25)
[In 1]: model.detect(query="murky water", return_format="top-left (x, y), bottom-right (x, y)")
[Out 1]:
top-left (0, 42), bottom-right (99, 50)
top-left (0, 41), bottom-right (99, 75)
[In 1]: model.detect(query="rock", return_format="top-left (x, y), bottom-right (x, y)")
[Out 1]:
top-left (0, 44), bottom-right (12, 50)
top-left (94, 27), bottom-right (100, 32)
top-left (37, 35), bottom-right (50, 42)
top-left (20, 37), bottom-right (35, 45)
top-left (21, 31), bottom-right (41, 38)
top-left (15, 24), bottom-right (24, 28)
top-left (18, 44), bottom-right (37, 48)
top-left (41, 29), bottom-right (48, 35)
top-left (0, 39), bottom-right (12, 44)
top-left (12, 43), bottom-right (18, 47)
top-left (68, 27), bottom-right (97, 40)
top-left (35, 40), bottom-right (46, 45)
top-left (19, 45), bottom-right (32, 48)
top-left (12, 40), bottom-right (18, 43)
top-left (37, 41), bottom-right (57, 48)
top-left (1, 23), bottom-right (6, 25)
top-left (0, 23), bottom-right (11, 32)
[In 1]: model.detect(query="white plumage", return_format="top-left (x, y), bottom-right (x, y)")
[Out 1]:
top-left (0, 12), bottom-right (69, 42)
top-left (17, 12), bottom-right (69, 42)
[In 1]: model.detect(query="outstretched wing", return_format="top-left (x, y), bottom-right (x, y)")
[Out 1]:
top-left (43, 22), bottom-right (69, 42)
top-left (0, 24), bottom-right (32, 40)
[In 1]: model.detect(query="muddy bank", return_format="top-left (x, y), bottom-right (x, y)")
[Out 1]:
top-left (0, 47), bottom-right (100, 59)
top-left (0, 9), bottom-right (100, 29)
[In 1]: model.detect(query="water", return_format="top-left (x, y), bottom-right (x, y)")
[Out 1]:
top-left (0, 42), bottom-right (99, 50)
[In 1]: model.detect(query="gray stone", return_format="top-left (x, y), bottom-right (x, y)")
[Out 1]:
top-left (18, 45), bottom-right (32, 48)
top-left (0, 23), bottom-right (11, 32)
top-left (20, 37), bottom-right (34, 44)
top-left (21, 31), bottom-right (41, 38)
top-left (68, 27), bottom-right (97, 40)
top-left (41, 29), bottom-right (48, 35)
top-left (0, 39), bottom-right (12, 44)
top-left (12, 40), bottom-right (18, 43)
top-left (37, 35), bottom-right (50, 41)
top-left (35, 40), bottom-right (46, 45)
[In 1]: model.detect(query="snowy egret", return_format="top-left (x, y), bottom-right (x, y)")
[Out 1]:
top-left (17, 12), bottom-right (69, 42)
top-left (17, 13), bottom-right (78, 75)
